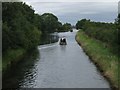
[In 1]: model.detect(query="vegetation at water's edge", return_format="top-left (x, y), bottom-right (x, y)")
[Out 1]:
top-left (75, 15), bottom-right (120, 89)
top-left (2, 2), bottom-right (40, 71)
top-left (75, 14), bottom-right (120, 89)
top-left (2, 48), bottom-right (26, 70)
top-left (2, 2), bottom-right (73, 71)
top-left (76, 19), bottom-right (119, 55)
top-left (76, 30), bottom-right (119, 89)
top-left (2, 2), bottom-right (72, 71)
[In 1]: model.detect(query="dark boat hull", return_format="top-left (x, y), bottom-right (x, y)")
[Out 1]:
top-left (59, 42), bottom-right (67, 45)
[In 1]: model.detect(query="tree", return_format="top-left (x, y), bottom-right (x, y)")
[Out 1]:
top-left (75, 18), bottom-right (118, 54)
top-left (41, 13), bottom-right (59, 33)
top-left (2, 2), bottom-right (41, 54)
top-left (56, 21), bottom-right (63, 32)
top-left (76, 19), bottom-right (89, 29)
top-left (117, 14), bottom-right (120, 45)
top-left (62, 23), bottom-right (72, 32)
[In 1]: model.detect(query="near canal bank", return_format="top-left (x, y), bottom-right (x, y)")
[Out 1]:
top-left (76, 30), bottom-right (119, 90)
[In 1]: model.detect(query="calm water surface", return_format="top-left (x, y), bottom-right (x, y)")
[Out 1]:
top-left (3, 29), bottom-right (110, 89)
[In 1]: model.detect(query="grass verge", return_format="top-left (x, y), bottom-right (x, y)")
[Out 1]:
top-left (2, 48), bottom-right (26, 71)
top-left (76, 30), bottom-right (119, 89)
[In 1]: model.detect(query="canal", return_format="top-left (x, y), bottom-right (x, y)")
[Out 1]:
top-left (2, 29), bottom-right (110, 89)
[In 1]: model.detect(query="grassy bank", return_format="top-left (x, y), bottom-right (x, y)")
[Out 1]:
top-left (76, 30), bottom-right (119, 89)
top-left (2, 48), bottom-right (26, 71)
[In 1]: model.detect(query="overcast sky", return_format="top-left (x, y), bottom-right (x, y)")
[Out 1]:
top-left (22, 0), bottom-right (119, 25)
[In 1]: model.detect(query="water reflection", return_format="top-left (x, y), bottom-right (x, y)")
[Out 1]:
top-left (60, 45), bottom-right (66, 52)
top-left (2, 49), bottom-right (39, 89)
top-left (40, 33), bottom-right (59, 45)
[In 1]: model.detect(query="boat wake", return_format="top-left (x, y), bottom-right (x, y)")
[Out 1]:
top-left (38, 42), bottom-right (58, 50)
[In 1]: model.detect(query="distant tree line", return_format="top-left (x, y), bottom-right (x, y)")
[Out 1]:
top-left (76, 18), bottom-right (119, 55)
top-left (2, 2), bottom-right (72, 55)
top-left (57, 23), bottom-right (72, 32)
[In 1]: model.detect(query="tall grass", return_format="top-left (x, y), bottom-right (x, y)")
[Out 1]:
top-left (2, 48), bottom-right (26, 71)
top-left (76, 30), bottom-right (119, 89)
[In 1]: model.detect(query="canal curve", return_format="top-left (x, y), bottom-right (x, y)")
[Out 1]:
top-left (3, 29), bottom-right (110, 89)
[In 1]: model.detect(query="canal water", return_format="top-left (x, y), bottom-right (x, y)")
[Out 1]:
top-left (2, 29), bottom-right (110, 89)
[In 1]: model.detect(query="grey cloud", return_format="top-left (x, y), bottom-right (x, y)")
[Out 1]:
top-left (22, 1), bottom-right (118, 25)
